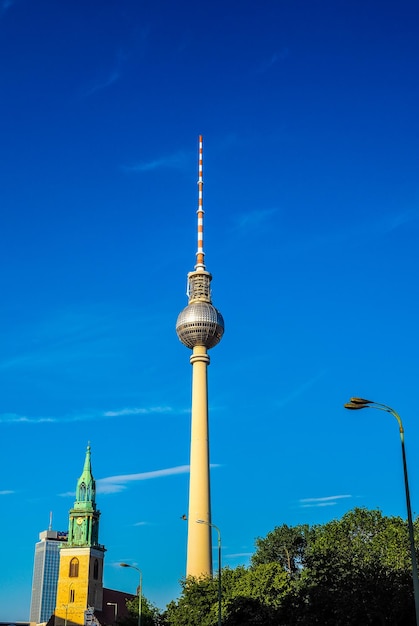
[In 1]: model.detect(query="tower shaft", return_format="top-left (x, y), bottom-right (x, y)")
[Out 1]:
top-left (186, 345), bottom-right (212, 577)
top-left (176, 136), bottom-right (224, 580)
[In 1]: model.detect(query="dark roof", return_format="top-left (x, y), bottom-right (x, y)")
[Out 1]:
top-left (94, 587), bottom-right (136, 625)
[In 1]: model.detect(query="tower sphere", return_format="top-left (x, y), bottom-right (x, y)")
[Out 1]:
top-left (176, 301), bottom-right (224, 349)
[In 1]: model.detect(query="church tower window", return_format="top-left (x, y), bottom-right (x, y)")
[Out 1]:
top-left (79, 482), bottom-right (86, 501)
top-left (69, 557), bottom-right (79, 577)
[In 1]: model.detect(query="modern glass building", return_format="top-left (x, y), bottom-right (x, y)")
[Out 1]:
top-left (30, 529), bottom-right (68, 624)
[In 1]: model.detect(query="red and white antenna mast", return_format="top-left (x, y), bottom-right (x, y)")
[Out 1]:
top-left (195, 134), bottom-right (205, 271)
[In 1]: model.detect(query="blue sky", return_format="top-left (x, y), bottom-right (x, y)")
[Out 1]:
top-left (1, 0), bottom-right (419, 619)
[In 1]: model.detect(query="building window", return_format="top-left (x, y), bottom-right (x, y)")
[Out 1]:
top-left (70, 589), bottom-right (75, 603)
top-left (93, 559), bottom-right (99, 580)
top-left (79, 482), bottom-right (86, 500)
top-left (69, 557), bottom-right (79, 577)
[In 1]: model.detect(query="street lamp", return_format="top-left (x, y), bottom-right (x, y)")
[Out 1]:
top-left (107, 602), bottom-right (118, 623)
top-left (197, 519), bottom-right (222, 626)
top-left (344, 397), bottom-right (419, 624)
top-left (62, 604), bottom-right (68, 626)
top-left (120, 563), bottom-right (142, 626)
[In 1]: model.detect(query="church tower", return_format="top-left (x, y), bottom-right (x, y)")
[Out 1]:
top-left (176, 136), bottom-right (224, 578)
top-left (54, 445), bottom-right (105, 626)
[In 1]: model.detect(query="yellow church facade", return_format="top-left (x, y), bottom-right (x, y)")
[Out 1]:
top-left (54, 446), bottom-right (105, 626)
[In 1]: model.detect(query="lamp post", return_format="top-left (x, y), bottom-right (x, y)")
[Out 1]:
top-left (197, 519), bottom-right (222, 626)
top-left (120, 563), bottom-right (142, 626)
top-left (344, 397), bottom-right (419, 624)
top-left (62, 604), bottom-right (68, 626)
top-left (62, 581), bottom-right (75, 626)
top-left (107, 602), bottom-right (118, 623)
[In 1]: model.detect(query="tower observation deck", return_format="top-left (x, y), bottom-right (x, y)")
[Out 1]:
top-left (176, 135), bottom-right (224, 578)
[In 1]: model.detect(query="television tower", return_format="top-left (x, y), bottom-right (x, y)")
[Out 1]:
top-left (176, 135), bottom-right (224, 578)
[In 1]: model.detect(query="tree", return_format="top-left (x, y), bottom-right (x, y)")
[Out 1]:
top-left (164, 564), bottom-right (291, 626)
top-left (118, 595), bottom-right (164, 626)
top-left (165, 508), bottom-right (419, 625)
top-left (224, 562), bottom-right (291, 625)
top-left (164, 574), bottom-right (220, 626)
top-left (285, 508), bottom-right (416, 625)
top-left (252, 523), bottom-right (312, 578)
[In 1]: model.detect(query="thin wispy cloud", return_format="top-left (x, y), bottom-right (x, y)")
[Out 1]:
top-left (81, 30), bottom-right (150, 98)
top-left (0, 490), bottom-right (14, 495)
top-left (0, 405), bottom-right (177, 425)
top-left (299, 494), bottom-right (352, 508)
top-left (0, 354), bottom-right (42, 371)
top-left (84, 70), bottom-right (120, 96)
top-left (254, 49), bottom-right (289, 74)
top-left (104, 406), bottom-right (173, 417)
top-left (97, 465), bottom-right (190, 494)
top-left (97, 464), bottom-right (221, 494)
top-left (0, 413), bottom-right (56, 424)
top-left (59, 491), bottom-right (76, 498)
top-left (0, 306), bottom-right (173, 377)
top-left (380, 207), bottom-right (419, 235)
top-left (276, 371), bottom-right (327, 408)
top-left (1, 0), bottom-right (14, 14)
top-left (81, 48), bottom-right (131, 98)
top-left (59, 464), bottom-right (221, 496)
top-left (234, 208), bottom-right (277, 233)
top-left (122, 150), bottom-right (189, 173)
top-left (0, 309), bottom-right (117, 372)
top-left (284, 206), bottom-right (419, 259)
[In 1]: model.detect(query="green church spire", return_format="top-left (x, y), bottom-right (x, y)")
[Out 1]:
top-left (75, 443), bottom-right (96, 507)
top-left (67, 445), bottom-right (102, 548)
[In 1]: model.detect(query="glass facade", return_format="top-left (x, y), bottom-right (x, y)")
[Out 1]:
top-left (30, 530), bottom-right (68, 623)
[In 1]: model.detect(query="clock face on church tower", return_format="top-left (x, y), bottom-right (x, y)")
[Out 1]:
top-left (76, 517), bottom-right (84, 525)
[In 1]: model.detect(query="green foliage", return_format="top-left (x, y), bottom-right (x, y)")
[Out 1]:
top-left (118, 594), bottom-right (163, 626)
top-left (164, 575), bottom-right (217, 626)
top-left (164, 568), bottom-right (243, 626)
top-left (293, 507), bottom-right (416, 625)
top-left (164, 508), bottom-right (419, 626)
top-left (252, 523), bottom-right (312, 577)
top-left (224, 562), bottom-right (291, 625)
top-left (230, 562), bottom-right (291, 609)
